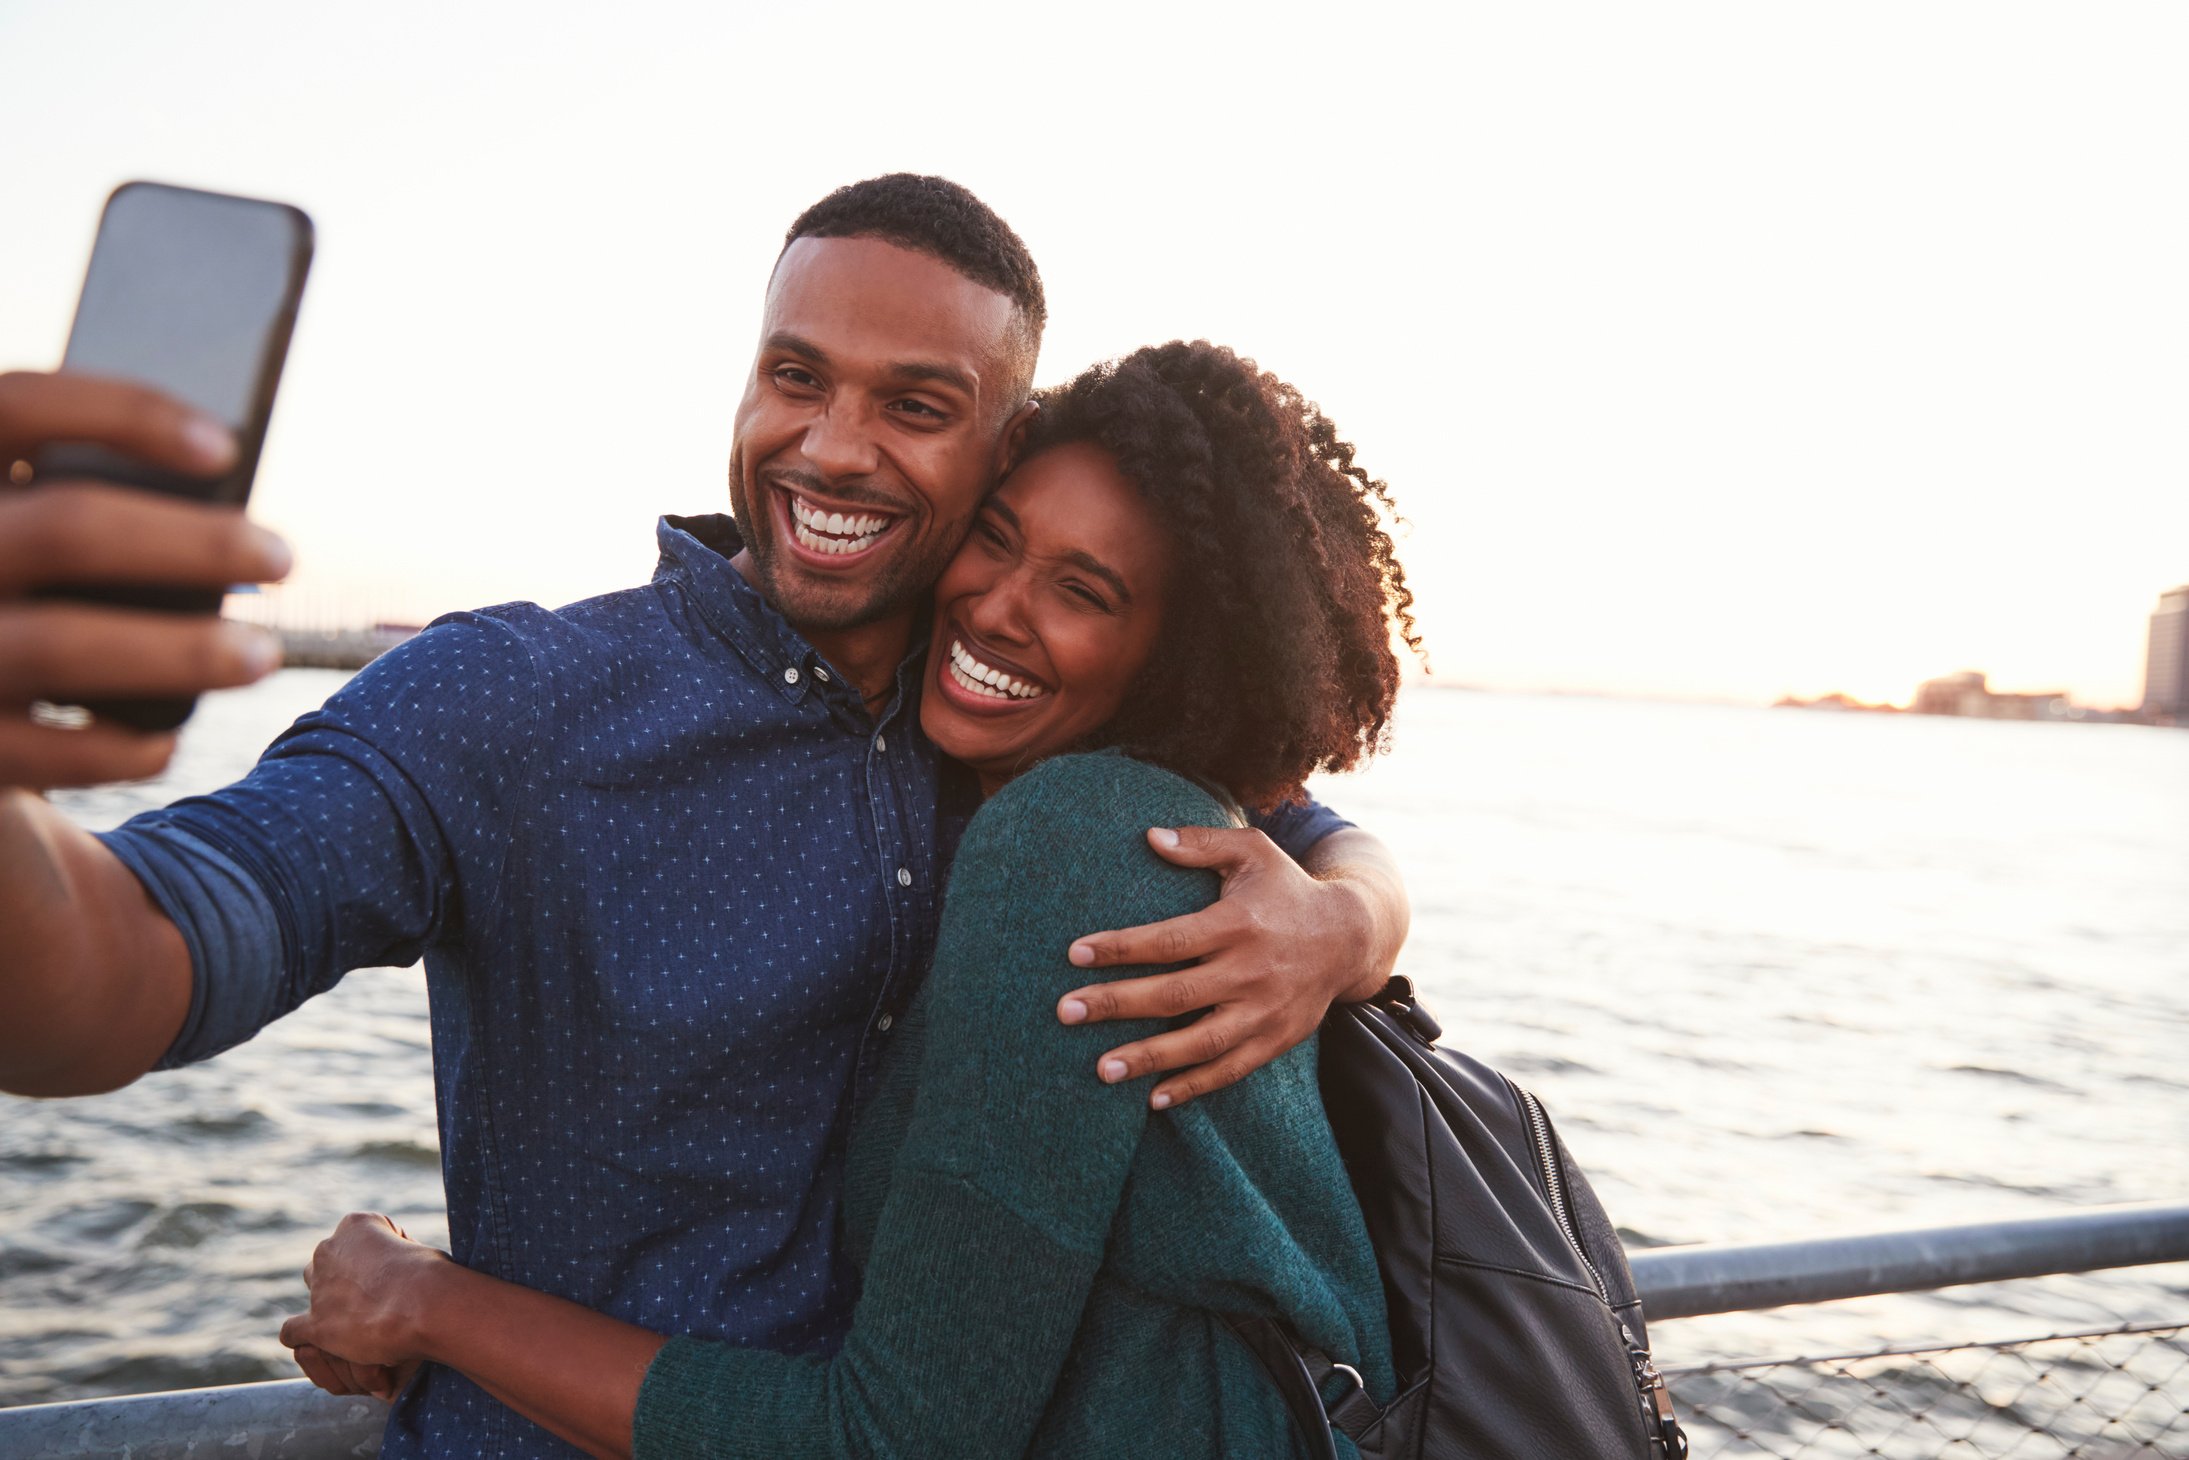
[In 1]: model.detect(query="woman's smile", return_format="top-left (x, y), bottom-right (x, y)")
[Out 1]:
top-left (940, 633), bottom-right (1051, 705)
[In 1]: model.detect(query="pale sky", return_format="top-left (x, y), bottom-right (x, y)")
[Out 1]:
top-left (4, 1), bottom-right (2184, 708)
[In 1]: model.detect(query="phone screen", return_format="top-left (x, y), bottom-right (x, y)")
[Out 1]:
top-left (63, 183), bottom-right (308, 434)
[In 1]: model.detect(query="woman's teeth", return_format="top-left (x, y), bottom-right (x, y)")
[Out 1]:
top-left (790, 496), bottom-right (891, 555)
top-left (948, 639), bottom-right (1046, 701)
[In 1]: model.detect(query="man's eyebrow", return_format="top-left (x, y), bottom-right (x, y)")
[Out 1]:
top-left (766, 331), bottom-right (830, 365)
top-left (765, 331), bottom-right (977, 399)
top-left (882, 359), bottom-right (977, 397)
top-left (985, 501), bottom-right (1133, 605)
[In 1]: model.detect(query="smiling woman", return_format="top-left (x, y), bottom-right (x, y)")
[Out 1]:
top-left (926, 341), bottom-right (1426, 809)
top-left (924, 441), bottom-right (1173, 796)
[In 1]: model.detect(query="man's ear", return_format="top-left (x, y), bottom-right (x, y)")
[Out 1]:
top-left (995, 397), bottom-right (1041, 479)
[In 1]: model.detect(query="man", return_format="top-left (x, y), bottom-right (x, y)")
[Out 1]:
top-left (0, 175), bottom-right (1408, 1456)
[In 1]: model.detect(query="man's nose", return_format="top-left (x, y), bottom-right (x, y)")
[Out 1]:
top-left (801, 402), bottom-right (881, 481)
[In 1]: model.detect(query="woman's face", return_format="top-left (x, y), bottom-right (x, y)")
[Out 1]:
top-left (921, 443), bottom-right (1172, 794)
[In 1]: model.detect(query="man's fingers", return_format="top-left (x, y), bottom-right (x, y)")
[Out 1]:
top-left (1149, 1050), bottom-right (1262, 1111)
top-left (0, 717), bottom-right (176, 789)
top-left (1065, 907), bottom-right (1224, 975)
top-left (1142, 824), bottom-right (1277, 872)
top-left (1060, 962), bottom-right (1245, 1027)
top-left (0, 604), bottom-right (279, 699)
top-left (1094, 1012), bottom-right (1259, 1091)
top-left (0, 483), bottom-right (290, 595)
top-left (0, 370), bottom-right (235, 475)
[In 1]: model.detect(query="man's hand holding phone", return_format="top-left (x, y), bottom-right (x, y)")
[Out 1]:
top-left (0, 370), bottom-right (291, 789)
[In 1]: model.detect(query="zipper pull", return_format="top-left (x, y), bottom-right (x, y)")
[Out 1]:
top-left (1620, 1324), bottom-right (1689, 1459)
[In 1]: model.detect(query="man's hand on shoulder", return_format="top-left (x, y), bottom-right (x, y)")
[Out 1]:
top-left (1058, 824), bottom-right (1408, 1110)
top-left (0, 370), bottom-right (290, 789)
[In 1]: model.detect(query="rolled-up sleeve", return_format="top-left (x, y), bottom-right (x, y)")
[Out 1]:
top-left (100, 821), bottom-right (289, 1069)
top-left (94, 610), bottom-right (543, 1069)
top-left (1249, 790), bottom-right (1355, 863)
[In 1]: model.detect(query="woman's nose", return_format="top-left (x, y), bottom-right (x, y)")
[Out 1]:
top-left (965, 571), bottom-right (1036, 644)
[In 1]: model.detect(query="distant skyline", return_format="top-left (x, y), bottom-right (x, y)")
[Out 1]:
top-left (4, 2), bottom-right (2185, 708)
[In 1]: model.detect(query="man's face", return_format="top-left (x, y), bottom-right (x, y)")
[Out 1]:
top-left (728, 236), bottom-right (1030, 634)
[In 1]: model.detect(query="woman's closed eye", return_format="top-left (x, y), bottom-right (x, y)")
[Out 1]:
top-left (1059, 579), bottom-right (1114, 612)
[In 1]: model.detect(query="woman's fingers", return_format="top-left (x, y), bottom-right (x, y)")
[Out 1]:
top-left (289, 1341), bottom-right (353, 1395)
top-left (0, 370), bottom-right (235, 475)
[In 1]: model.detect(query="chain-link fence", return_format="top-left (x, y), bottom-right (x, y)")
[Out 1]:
top-left (1665, 1320), bottom-right (2189, 1458)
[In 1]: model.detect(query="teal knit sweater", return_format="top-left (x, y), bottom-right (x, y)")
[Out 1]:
top-left (633, 752), bottom-right (1395, 1459)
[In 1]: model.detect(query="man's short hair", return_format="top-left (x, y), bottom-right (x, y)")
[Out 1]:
top-left (784, 174), bottom-right (1046, 356)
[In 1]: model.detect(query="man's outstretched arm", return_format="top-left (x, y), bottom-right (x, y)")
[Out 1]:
top-left (0, 795), bottom-right (195, 1095)
top-left (0, 370), bottom-right (289, 1096)
top-left (1058, 823), bottom-right (1409, 1109)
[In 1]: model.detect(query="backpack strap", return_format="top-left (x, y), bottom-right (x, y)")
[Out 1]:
top-left (1221, 1313), bottom-right (1382, 1458)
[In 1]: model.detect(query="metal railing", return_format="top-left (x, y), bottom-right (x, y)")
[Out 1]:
top-left (5, 1201), bottom-right (2187, 1459)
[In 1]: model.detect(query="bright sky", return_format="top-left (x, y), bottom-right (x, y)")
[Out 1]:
top-left (4, 2), bottom-right (2184, 708)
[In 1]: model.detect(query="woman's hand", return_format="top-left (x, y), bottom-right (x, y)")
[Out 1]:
top-left (280, 1212), bottom-right (450, 1393)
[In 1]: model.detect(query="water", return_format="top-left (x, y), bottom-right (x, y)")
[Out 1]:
top-left (3, 675), bottom-right (2185, 1404)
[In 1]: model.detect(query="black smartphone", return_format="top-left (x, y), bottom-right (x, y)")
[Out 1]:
top-left (33, 180), bottom-right (314, 731)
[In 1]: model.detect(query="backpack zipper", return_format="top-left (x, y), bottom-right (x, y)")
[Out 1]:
top-left (1515, 1085), bottom-right (1607, 1300)
top-left (1513, 1083), bottom-right (1689, 1459)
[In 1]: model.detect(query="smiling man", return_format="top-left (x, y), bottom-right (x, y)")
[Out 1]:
top-left (0, 175), bottom-right (1408, 1458)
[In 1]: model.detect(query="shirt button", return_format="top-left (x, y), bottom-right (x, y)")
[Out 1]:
top-left (896, 867), bottom-right (912, 887)
top-left (875, 734), bottom-right (887, 753)
top-left (876, 1013), bottom-right (894, 1033)
top-left (783, 667), bottom-right (800, 685)
top-left (813, 665), bottom-right (830, 682)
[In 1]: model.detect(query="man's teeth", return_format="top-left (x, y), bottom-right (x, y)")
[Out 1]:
top-left (790, 496), bottom-right (891, 554)
top-left (948, 639), bottom-right (1045, 701)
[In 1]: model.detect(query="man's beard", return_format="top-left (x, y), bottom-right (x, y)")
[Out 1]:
top-left (729, 480), bottom-right (953, 634)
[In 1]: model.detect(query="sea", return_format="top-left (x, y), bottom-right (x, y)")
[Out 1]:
top-left (3, 674), bottom-right (2185, 1405)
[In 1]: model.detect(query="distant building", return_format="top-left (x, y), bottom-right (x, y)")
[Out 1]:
top-left (1910, 670), bottom-right (2071, 722)
top-left (2144, 586), bottom-right (2189, 722)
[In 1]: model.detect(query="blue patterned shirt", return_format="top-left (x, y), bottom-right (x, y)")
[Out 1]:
top-left (97, 514), bottom-right (1350, 1458)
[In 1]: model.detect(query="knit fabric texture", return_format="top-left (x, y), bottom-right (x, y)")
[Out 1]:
top-left (633, 751), bottom-right (1394, 1459)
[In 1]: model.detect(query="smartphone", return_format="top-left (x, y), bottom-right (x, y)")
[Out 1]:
top-left (34, 180), bottom-right (314, 731)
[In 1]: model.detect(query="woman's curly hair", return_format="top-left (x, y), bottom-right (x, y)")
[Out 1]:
top-left (1024, 340), bottom-right (1423, 809)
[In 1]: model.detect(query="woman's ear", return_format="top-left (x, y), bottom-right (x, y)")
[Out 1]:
top-left (995, 398), bottom-right (1041, 478)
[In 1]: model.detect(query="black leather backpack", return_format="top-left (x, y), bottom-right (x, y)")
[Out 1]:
top-left (1228, 978), bottom-right (1688, 1459)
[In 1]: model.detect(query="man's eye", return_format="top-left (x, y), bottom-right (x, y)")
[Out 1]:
top-left (773, 366), bottom-right (821, 390)
top-left (891, 399), bottom-right (946, 421)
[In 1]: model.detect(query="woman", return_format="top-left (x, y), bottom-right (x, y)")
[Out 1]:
top-left (282, 340), bottom-right (1424, 1459)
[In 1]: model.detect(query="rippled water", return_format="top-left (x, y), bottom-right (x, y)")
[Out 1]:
top-left (3, 674), bottom-right (2185, 1404)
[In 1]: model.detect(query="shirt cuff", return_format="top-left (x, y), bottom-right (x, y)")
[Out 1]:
top-left (97, 818), bottom-right (287, 1070)
top-left (1248, 793), bottom-right (1355, 864)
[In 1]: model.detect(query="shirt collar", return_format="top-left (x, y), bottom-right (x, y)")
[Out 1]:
top-left (653, 513), bottom-right (930, 720)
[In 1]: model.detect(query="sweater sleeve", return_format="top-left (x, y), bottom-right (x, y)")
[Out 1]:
top-left (633, 754), bottom-right (1232, 1460)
